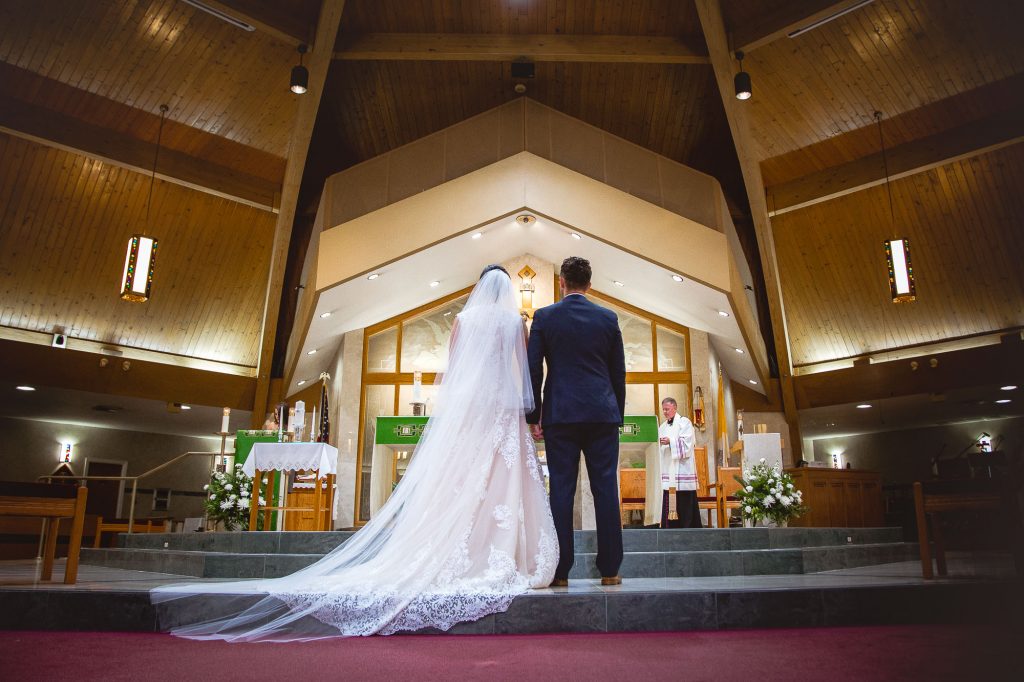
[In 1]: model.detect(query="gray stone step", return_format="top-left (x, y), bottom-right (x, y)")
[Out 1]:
top-left (81, 541), bottom-right (919, 580)
top-left (117, 527), bottom-right (904, 555)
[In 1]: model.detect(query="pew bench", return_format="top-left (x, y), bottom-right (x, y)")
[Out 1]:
top-left (93, 517), bottom-right (170, 548)
top-left (0, 482), bottom-right (88, 584)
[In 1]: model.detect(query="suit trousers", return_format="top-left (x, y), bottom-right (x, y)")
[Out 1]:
top-left (543, 422), bottom-right (624, 579)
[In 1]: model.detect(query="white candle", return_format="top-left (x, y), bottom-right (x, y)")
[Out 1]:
top-left (221, 407), bottom-right (230, 434)
top-left (310, 405), bottom-right (318, 442)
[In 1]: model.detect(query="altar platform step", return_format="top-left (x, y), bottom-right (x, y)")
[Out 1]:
top-left (78, 528), bottom-right (916, 580)
top-left (0, 553), bottom-right (1019, 635)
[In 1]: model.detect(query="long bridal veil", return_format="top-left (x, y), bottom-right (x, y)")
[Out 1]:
top-left (152, 268), bottom-right (557, 640)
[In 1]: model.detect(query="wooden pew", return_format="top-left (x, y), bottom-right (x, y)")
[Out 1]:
top-left (0, 482), bottom-right (88, 584)
top-left (93, 517), bottom-right (170, 548)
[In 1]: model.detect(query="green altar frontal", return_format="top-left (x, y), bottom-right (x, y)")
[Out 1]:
top-left (233, 430), bottom-right (283, 528)
top-left (374, 415), bottom-right (658, 446)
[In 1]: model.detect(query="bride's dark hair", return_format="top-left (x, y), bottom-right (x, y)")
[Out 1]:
top-left (480, 264), bottom-right (510, 279)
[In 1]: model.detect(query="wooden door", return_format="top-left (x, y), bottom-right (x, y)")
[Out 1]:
top-left (844, 481), bottom-right (864, 526)
top-left (828, 481), bottom-right (847, 526)
top-left (84, 461), bottom-right (124, 519)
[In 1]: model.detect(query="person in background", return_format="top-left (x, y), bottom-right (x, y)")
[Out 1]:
top-left (658, 397), bottom-right (701, 528)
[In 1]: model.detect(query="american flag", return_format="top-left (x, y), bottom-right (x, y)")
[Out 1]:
top-left (316, 371), bottom-right (331, 443)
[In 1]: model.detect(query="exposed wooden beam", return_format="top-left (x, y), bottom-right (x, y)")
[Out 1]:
top-left (767, 107), bottom-right (1024, 216)
top-left (335, 33), bottom-right (709, 64)
top-left (733, 0), bottom-right (874, 54)
top-left (252, 0), bottom-right (346, 428)
top-left (0, 97), bottom-right (280, 213)
top-left (195, 0), bottom-right (311, 46)
top-left (695, 0), bottom-right (803, 464)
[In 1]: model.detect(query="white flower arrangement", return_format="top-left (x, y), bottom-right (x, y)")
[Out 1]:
top-left (734, 458), bottom-right (807, 526)
top-left (204, 464), bottom-right (264, 530)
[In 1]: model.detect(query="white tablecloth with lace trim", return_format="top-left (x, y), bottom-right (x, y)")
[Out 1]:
top-left (242, 442), bottom-right (338, 478)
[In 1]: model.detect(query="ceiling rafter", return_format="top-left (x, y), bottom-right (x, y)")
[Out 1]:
top-left (0, 96), bottom-right (280, 213)
top-left (695, 0), bottom-right (803, 463)
top-left (768, 106), bottom-right (1024, 216)
top-left (194, 0), bottom-right (312, 46)
top-left (334, 33), bottom-right (709, 63)
top-left (732, 0), bottom-right (874, 54)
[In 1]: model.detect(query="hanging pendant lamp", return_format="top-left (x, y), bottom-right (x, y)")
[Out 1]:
top-left (120, 104), bottom-right (166, 303)
top-left (876, 111), bottom-right (916, 303)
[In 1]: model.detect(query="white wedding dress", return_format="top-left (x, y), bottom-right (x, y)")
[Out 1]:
top-left (152, 270), bottom-right (557, 640)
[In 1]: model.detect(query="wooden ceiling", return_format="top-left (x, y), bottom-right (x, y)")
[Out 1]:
top-left (0, 0), bottom-right (1020, 428)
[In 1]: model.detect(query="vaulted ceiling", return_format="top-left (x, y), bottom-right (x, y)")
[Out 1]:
top-left (0, 0), bottom-right (1021, 437)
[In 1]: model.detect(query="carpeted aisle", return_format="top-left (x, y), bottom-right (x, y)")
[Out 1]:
top-left (1, 625), bottom-right (1019, 681)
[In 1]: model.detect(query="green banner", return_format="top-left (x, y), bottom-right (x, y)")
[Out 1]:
top-left (374, 415), bottom-right (658, 446)
top-left (234, 430), bottom-right (280, 465)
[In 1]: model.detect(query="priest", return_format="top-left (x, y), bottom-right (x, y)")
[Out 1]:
top-left (658, 397), bottom-right (701, 528)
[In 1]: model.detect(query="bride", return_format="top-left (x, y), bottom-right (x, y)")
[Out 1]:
top-left (152, 265), bottom-right (558, 640)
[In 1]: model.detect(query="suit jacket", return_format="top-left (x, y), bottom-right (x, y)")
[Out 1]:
top-left (526, 294), bottom-right (626, 426)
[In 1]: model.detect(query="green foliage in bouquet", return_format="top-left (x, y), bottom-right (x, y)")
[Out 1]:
top-left (734, 458), bottom-right (807, 526)
top-left (204, 464), bottom-right (266, 531)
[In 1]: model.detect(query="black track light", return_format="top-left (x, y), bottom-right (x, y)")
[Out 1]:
top-left (734, 50), bottom-right (751, 101)
top-left (291, 44), bottom-right (309, 94)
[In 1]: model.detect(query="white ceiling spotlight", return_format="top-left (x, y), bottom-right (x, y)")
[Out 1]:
top-left (319, 311), bottom-right (332, 319)
top-left (429, 281), bottom-right (440, 287)
top-left (1001, 385), bottom-right (1017, 391)
top-left (734, 348), bottom-right (744, 354)
top-left (856, 404), bottom-right (872, 409)
top-left (297, 379), bottom-right (306, 386)
top-left (613, 281), bottom-right (624, 287)
top-left (471, 232), bottom-right (483, 240)
top-left (748, 379), bottom-right (758, 385)
top-left (515, 214), bottom-right (536, 225)
top-left (996, 399), bottom-right (1012, 404)
top-left (671, 275), bottom-right (684, 282)
top-left (717, 310), bottom-right (730, 318)
top-left (306, 349), bottom-right (317, 356)
top-left (570, 232), bottom-right (582, 240)
top-left (16, 385), bottom-right (36, 391)
top-left (367, 273), bottom-right (380, 280)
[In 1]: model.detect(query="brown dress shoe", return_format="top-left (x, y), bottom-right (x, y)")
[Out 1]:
top-left (600, 576), bottom-right (622, 586)
top-left (550, 578), bottom-right (569, 587)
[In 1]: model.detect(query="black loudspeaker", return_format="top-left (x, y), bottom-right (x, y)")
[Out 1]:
top-left (511, 62), bottom-right (535, 79)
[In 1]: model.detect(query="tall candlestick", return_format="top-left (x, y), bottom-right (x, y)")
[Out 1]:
top-left (221, 407), bottom-right (230, 434)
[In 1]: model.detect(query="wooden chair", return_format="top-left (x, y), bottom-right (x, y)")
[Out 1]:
top-left (691, 446), bottom-right (717, 526)
top-left (713, 467), bottom-right (743, 529)
top-left (0, 481), bottom-right (87, 584)
top-left (93, 517), bottom-right (169, 548)
top-left (912, 480), bottom-right (1020, 579)
top-left (618, 468), bottom-right (646, 526)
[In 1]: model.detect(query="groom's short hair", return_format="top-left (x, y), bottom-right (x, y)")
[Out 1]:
top-left (560, 257), bottom-right (591, 289)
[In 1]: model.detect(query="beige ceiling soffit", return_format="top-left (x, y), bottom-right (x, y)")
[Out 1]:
top-left (252, 0), bottom-right (346, 428)
top-left (696, 0), bottom-right (802, 461)
top-left (734, 0), bottom-right (873, 54)
top-left (193, 0), bottom-right (310, 45)
top-left (335, 33), bottom-right (709, 64)
top-left (0, 98), bottom-right (279, 213)
top-left (726, 257), bottom-right (769, 387)
top-left (768, 108), bottom-right (1024, 216)
top-left (0, 327), bottom-right (257, 377)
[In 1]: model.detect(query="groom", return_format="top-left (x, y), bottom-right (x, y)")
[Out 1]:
top-left (527, 256), bottom-right (626, 586)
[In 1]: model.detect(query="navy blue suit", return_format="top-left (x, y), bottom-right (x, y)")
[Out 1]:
top-left (527, 293), bottom-right (626, 579)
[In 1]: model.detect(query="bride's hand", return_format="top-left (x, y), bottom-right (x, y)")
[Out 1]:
top-left (529, 424), bottom-right (543, 441)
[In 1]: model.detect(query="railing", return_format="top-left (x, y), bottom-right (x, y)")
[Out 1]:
top-left (38, 451), bottom-right (221, 535)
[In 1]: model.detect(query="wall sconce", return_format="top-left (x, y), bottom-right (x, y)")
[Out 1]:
top-left (976, 432), bottom-right (992, 453)
top-left (59, 442), bottom-right (73, 463)
top-left (693, 386), bottom-right (706, 432)
top-left (830, 451), bottom-right (844, 469)
top-left (518, 265), bottom-right (536, 316)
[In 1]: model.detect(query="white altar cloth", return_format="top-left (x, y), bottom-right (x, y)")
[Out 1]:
top-left (242, 442), bottom-right (338, 478)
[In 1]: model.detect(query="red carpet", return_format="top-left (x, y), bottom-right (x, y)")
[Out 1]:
top-left (1, 625), bottom-right (1018, 681)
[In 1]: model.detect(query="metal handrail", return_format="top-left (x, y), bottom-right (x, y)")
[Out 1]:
top-left (38, 450), bottom-right (221, 534)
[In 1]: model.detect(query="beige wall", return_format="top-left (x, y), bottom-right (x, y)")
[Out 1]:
top-left (0, 416), bottom-right (215, 520)
top-left (331, 329), bottom-right (363, 529)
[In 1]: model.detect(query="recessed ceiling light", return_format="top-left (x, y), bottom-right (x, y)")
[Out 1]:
top-left (570, 232), bottom-right (582, 240)
top-left (367, 273), bottom-right (380, 280)
top-left (429, 281), bottom-right (440, 287)
top-left (471, 232), bottom-right (483, 239)
top-left (734, 348), bottom-right (744, 354)
top-left (180, 404), bottom-right (191, 410)
top-left (297, 380), bottom-right (306, 386)
top-left (996, 399), bottom-right (1011, 404)
top-left (1001, 385), bottom-right (1017, 391)
top-left (16, 385), bottom-right (35, 391)
top-left (515, 214), bottom-right (536, 225)
top-left (748, 379), bottom-right (757, 385)
top-left (306, 349), bottom-right (317, 355)
top-left (856, 404), bottom-right (872, 409)
top-left (613, 281), bottom-right (624, 287)
top-left (671, 275), bottom-right (683, 282)
top-left (320, 311), bottom-right (332, 319)
top-left (718, 310), bottom-right (730, 318)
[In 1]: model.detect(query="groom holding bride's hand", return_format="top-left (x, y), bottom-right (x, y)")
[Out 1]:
top-left (527, 257), bottom-right (626, 587)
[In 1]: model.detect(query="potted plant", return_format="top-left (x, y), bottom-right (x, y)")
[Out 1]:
top-left (734, 458), bottom-right (807, 527)
top-left (204, 464), bottom-right (266, 531)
